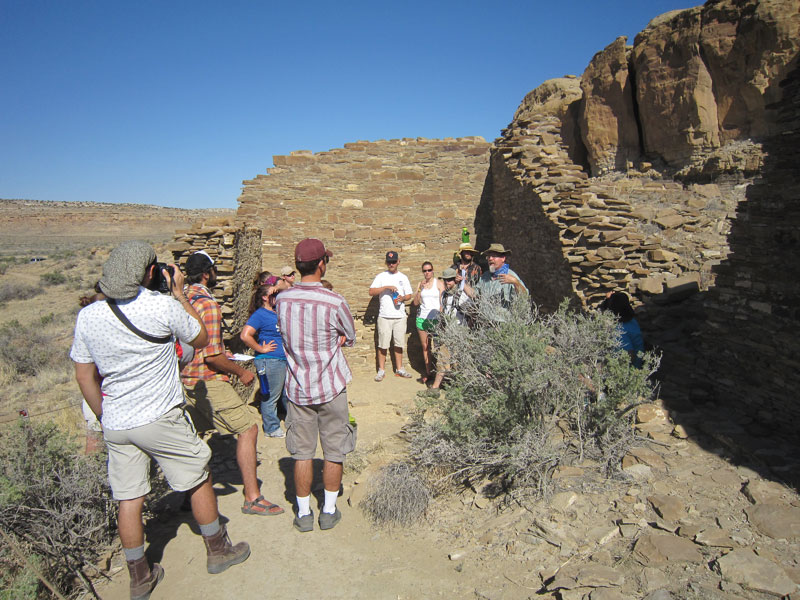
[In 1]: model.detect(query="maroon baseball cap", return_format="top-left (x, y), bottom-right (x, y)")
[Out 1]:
top-left (295, 238), bottom-right (333, 262)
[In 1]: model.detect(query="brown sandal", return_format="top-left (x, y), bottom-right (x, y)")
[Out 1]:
top-left (242, 495), bottom-right (284, 516)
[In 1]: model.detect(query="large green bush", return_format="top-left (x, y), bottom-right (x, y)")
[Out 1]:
top-left (0, 419), bottom-right (116, 598)
top-left (410, 296), bottom-right (659, 497)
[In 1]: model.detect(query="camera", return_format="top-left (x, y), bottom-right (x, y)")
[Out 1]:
top-left (150, 262), bottom-right (175, 293)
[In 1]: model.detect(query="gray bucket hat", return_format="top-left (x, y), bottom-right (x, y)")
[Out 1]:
top-left (98, 240), bottom-right (156, 300)
top-left (441, 267), bottom-right (458, 279)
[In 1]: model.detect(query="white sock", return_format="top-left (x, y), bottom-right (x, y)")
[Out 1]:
top-left (296, 495), bottom-right (311, 517)
top-left (323, 489), bottom-right (338, 514)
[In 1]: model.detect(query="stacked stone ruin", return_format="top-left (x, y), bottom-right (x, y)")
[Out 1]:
top-left (170, 0), bottom-right (800, 435)
top-left (168, 219), bottom-right (262, 339)
top-left (488, 103), bottom-right (741, 313)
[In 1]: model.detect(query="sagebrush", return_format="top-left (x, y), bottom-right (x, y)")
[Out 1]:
top-left (0, 419), bottom-right (117, 598)
top-left (410, 296), bottom-right (659, 498)
top-left (360, 462), bottom-right (431, 527)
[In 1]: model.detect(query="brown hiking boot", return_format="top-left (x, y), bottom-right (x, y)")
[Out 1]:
top-left (202, 524), bottom-right (250, 574)
top-left (127, 556), bottom-right (164, 600)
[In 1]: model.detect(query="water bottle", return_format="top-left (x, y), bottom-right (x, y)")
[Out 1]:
top-left (391, 290), bottom-right (401, 308)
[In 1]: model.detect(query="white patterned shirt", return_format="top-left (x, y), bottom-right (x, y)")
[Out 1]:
top-left (70, 287), bottom-right (201, 430)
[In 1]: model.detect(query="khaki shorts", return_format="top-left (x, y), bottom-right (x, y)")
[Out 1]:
top-left (184, 379), bottom-right (260, 435)
top-left (104, 406), bottom-right (211, 501)
top-left (377, 316), bottom-right (406, 350)
top-left (285, 390), bottom-right (357, 462)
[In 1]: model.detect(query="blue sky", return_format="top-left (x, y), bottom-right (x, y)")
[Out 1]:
top-left (1, 1), bottom-right (693, 209)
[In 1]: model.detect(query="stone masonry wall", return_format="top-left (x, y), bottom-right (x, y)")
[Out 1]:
top-left (232, 137), bottom-right (491, 367)
top-left (236, 137), bottom-right (491, 315)
top-left (168, 218), bottom-right (262, 339)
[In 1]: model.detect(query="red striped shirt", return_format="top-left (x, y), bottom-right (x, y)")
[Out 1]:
top-left (276, 282), bottom-right (355, 406)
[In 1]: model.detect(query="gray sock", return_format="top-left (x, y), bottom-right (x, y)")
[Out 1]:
top-left (199, 517), bottom-right (220, 537)
top-left (123, 545), bottom-right (145, 562)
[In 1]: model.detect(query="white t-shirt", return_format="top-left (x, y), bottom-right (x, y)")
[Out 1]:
top-left (70, 287), bottom-right (201, 431)
top-left (370, 270), bottom-right (412, 319)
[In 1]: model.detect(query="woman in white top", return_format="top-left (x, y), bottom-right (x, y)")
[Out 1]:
top-left (412, 261), bottom-right (445, 382)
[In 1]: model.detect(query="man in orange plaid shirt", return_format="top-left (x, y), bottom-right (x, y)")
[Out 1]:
top-left (181, 251), bottom-right (284, 518)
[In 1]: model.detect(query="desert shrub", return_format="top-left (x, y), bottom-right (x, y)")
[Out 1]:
top-left (0, 418), bottom-right (116, 598)
top-left (40, 272), bottom-right (66, 286)
top-left (0, 283), bottom-right (41, 304)
top-left (410, 296), bottom-right (659, 498)
top-left (360, 462), bottom-right (431, 527)
top-left (0, 320), bottom-right (53, 378)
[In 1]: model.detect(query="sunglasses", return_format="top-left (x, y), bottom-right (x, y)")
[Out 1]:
top-left (285, 272), bottom-right (296, 277)
top-left (422, 268), bottom-right (433, 272)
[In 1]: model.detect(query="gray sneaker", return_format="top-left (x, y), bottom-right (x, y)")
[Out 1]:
top-left (293, 510), bottom-right (314, 533)
top-left (318, 508), bottom-right (342, 531)
top-left (265, 427), bottom-right (285, 438)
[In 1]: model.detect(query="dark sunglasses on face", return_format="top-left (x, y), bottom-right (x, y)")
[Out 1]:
top-left (422, 268), bottom-right (433, 272)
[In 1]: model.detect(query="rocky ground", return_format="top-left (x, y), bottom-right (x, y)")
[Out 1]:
top-left (87, 362), bottom-right (800, 600)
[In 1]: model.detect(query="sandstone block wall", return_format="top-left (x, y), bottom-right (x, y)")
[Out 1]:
top-left (168, 219), bottom-right (262, 338)
top-left (235, 137), bottom-right (491, 319)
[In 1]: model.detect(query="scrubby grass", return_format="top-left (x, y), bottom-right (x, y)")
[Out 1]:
top-left (40, 272), bottom-right (67, 286)
top-left (409, 296), bottom-right (659, 501)
top-left (360, 462), bottom-right (431, 527)
top-left (0, 419), bottom-right (116, 598)
top-left (0, 283), bottom-right (42, 304)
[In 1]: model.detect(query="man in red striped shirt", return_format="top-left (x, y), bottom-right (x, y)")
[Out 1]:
top-left (276, 238), bottom-right (357, 532)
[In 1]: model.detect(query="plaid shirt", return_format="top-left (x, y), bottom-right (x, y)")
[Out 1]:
top-left (180, 283), bottom-right (229, 386)
top-left (276, 282), bottom-right (355, 406)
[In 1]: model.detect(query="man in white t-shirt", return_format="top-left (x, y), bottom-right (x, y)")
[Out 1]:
top-left (368, 250), bottom-right (413, 381)
top-left (70, 241), bottom-right (250, 599)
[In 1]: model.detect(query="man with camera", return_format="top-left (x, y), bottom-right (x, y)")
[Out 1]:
top-left (71, 240), bottom-right (250, 600)
top-left (180, 251), bottom-right (285, 517)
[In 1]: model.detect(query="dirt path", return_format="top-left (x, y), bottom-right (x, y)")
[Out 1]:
top-left (92, 368), bottom-right (485, 600)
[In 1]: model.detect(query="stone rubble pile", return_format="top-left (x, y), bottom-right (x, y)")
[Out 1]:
top-left (428, 402), bottom-right (800, 599)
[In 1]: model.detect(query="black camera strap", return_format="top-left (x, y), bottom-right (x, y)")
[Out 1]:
top-left (107, 299), bottom-right (172, 344)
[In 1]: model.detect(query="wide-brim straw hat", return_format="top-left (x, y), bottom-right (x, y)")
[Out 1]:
top-left (459, 243), bottom-right (476, 254)
top-left (482, 243), bottom-right (511, 255)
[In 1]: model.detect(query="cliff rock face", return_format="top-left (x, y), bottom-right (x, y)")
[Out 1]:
top-left (580, 37), bottom-right (640, 175)
top-left (574, 0), bottom-right (800, 173)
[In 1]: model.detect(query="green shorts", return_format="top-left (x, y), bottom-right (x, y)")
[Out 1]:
top-left (416, 317), bottom-right (437, 332)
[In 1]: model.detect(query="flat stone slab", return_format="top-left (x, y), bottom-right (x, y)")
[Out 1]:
top-left (746, 504), bottom-right (800, 540)
top-left (647, 494), bottom-right (685, 521)
top-left (714, 549), bottom-right (797, 597)
top-left (742, 479), bottom-right (790, 505)
top-left (634, 533), bottom-right (703, 565)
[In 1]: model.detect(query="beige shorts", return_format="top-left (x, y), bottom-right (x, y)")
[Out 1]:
top-left (184, 379), bottom-right (260, 435)
top-left (377, 316), bottom-right (406, 350)
top-left (104, 406), bottom-right (211, 501)
top-left (285, 391), bottom-right (357, 462)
